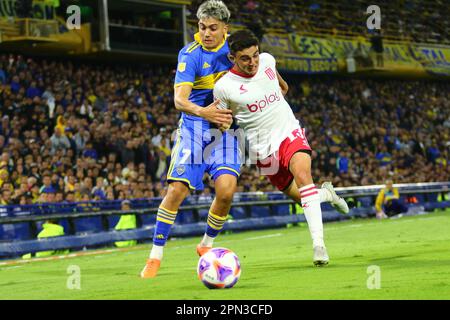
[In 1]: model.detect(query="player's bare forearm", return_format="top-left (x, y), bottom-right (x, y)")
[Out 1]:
top-left (174, 84), bottom-right (205, 117)
top-left (174, 97), bottom-right (232, 125)
top-left (276, 70), bottom-right (289, 95)
top-left (174, 85), bottom-right (232, 126)
top-left (174, 96), bottom-right (204, 117)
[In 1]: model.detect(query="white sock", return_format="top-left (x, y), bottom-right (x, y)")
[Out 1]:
top-left (201, 234), bottom-right (214, 248)
top-left (149, 244), bottom-right (164, 260)
top-left (318, 188), bottom-right (333, 203)
top-left (299, 184), bottom-right (325, 248)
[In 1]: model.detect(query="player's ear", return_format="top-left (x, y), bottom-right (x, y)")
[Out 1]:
top-left (227, 53), bottom-right (235, 63)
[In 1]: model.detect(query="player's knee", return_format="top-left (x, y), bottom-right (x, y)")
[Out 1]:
top-left (165, 182), bottom-right (190, 204)
top-left (295, 169), bottom-right (313, 186)
top-left (215, 188), bottom-right (235, 204)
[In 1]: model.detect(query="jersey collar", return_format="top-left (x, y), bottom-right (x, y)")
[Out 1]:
top-left (229, 67), bottom-right (255, 78)
top-left (194, 32), bottom-right (227, 52)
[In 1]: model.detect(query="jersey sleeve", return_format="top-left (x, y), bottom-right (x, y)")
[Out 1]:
top-left (174, 53), bottom-right (197, 88)
top-left (213, 81), bottom-right (229, 110)
top-left (261, 52), bottom-right (277, 68)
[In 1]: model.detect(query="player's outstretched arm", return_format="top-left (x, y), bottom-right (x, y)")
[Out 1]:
top-left (174, 85), bottom-right (232, 127)
top-left (276, 70), bottom-right (289, 96)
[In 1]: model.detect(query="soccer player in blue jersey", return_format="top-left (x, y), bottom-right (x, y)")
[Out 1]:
top-left (141, 0), bottom-right (240, 278)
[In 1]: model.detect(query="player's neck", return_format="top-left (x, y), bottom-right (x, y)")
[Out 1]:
top-left (230, 66), bottom-right (255, 78)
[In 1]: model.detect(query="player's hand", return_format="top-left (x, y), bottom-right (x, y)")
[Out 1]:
top-left (376, 211), bottom-right (387, 219)
top-left (199, 99), bottom-right (233, 127)
top-left (218, 121), bottom-right (232, 132)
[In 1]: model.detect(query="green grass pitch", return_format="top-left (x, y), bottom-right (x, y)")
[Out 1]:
top-left (1, 211), bottom-right (449, 300)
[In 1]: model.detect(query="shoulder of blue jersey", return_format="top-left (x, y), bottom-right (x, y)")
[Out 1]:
top-left (180, 41), bottom-right (202, 56)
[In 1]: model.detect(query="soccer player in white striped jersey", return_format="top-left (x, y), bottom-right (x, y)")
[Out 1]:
top-left (213, 30), bottom-right (349, 266)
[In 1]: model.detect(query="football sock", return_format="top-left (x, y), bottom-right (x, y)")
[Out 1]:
top-left (318, 188), bottom-right (333, 203)
top-left (203, 211), bottom-right (227, 246)
top-left (200, 234), bottom-right (215, 248)
top-left (149, 244), bottom-right (163, 260)
top-left (299, 184), bottom-right (325, 248)
top-left (150, 206), bottom-right (178, 259)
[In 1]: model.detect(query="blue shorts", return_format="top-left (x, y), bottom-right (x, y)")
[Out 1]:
top-left (167, 119), bottom-right (241, 190)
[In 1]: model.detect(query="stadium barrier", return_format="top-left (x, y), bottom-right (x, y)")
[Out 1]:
top-left (0, 182), bottom-right (449, 258)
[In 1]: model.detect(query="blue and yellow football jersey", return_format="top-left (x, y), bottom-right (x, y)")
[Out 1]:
top-left (168, 33), bottom-right (241, 190)
top-left (174, 33), bottom-right (233, 129)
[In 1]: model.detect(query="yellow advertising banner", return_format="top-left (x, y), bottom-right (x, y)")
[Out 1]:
top-left (185, 23), bottom-right (450, 76)
top-left (275, 33), bottom-right (450, 76)
top-left (408, 45), bottom-right (450, 76)
top-left (261, 33), bottom-right (296, 55)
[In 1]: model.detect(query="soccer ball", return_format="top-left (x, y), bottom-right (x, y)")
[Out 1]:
top-left (197, 247), bottom-right (241, 289)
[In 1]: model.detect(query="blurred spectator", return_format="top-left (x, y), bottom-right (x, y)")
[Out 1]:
top-left (50, 127), bottom-right (70, 155)
top-left (39, 174), bottom-right (56, 194)
top-left (370, 29), bottom-right (384, 67)
top-left (0, 52), bottom-right (446, 210)
top-left (114, 199), bottom-right (138, 247)
top-left (22, 219), bottom-right (69, 259)
top-left (188, 0), bottom-right (449, 44)
top-left (375, 179), bottom-right (409, 218)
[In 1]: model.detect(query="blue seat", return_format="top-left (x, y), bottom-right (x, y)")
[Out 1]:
top-left (415, 194), bottom-right (425, 203)
top-left (8, 223), bottom-right (32, 240)
top-left (177, 210), bottom-right (196, 224)
top-left (230, 207), bottom-right (247, 219)
top-left (358, 196), bottom-right (373, 207)
top-left (0, 223), bottom-right (16, 241)
top-left (426, 193), bottom-right (438, 202)
top-left (74, 217), bottom-right (104, 234)
top-left (349, 207), bottom-right (375, 218)
top-left (322, 211), bottom-right (343, 222)
top-left (267, 193), bottom-right (290, 216)
top-left (141, 213), bottom-right (157, 226)
top-left (272, 204), bottom-right (290, 216)
top-left (198, 209), bottom-right (209, 220)
top-left (250, 206), bottom-right (271, 218)
top-left (176, 198), bottom-right (195, 224)
top-left (321, 202), bottom-right (334, 211)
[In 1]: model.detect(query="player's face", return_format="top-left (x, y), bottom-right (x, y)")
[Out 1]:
top-left (233, 46), bottom-right (260, 76)
top-left (198, 18), bottom-right (228, 50)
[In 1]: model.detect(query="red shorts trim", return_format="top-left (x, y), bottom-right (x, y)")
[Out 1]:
top-left (256, 128), bottom-right (311, 191)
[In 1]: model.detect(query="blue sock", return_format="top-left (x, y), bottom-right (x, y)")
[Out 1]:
top-left (153, 206), bottom-right (177, 246)
top-left (205, 211), bottom-right (227, 238)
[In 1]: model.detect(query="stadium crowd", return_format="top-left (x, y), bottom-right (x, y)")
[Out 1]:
top-left (0, 53), bottom-right (448, 205)
top-left (187, 0), bottom-right (450, 44)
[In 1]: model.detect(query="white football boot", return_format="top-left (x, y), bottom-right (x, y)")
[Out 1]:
top-left (313, 246), bottom-right (329, 267)
top-left (321, 182), bottom-right (349, 214)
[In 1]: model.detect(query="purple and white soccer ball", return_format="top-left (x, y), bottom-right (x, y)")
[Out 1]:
top-left (197, 247), bottom-right (241, 289)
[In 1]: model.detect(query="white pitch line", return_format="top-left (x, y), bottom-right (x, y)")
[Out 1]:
top-left (326, 224), bottom-right (363, 231)
top-left (170, 233), bottom-right (283, 250)
top-left (245, 233), bottom-right (283, 240)
top-left (1, 265), bottom-right (24, 270)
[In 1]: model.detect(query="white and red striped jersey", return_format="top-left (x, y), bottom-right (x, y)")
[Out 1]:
top-left (214, 52), bottom-right (301, 160)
